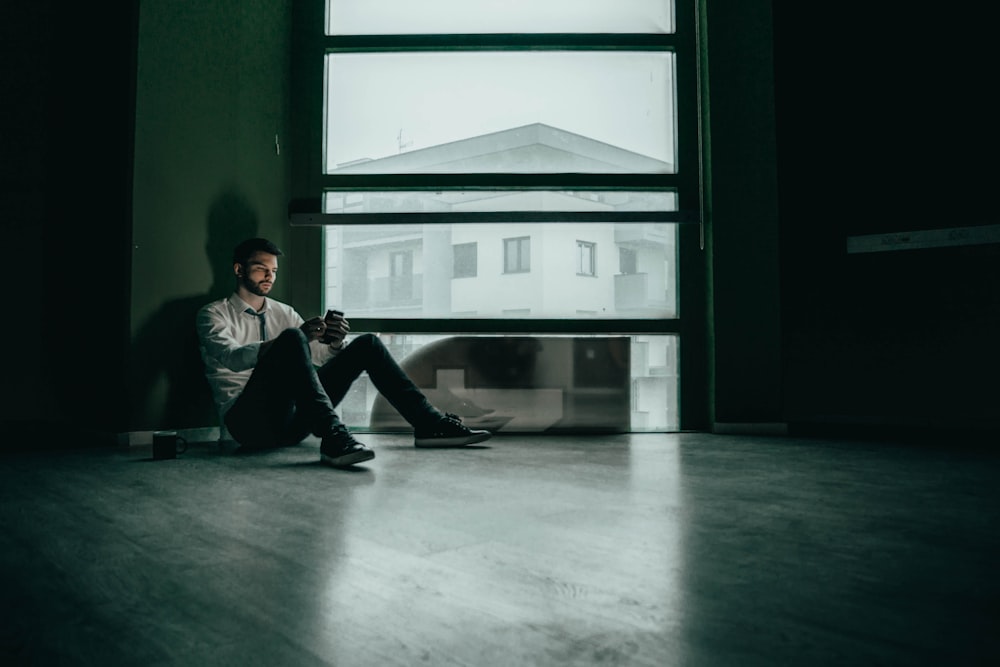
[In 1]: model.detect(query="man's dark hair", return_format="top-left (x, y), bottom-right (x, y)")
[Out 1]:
top-left (232, 238), bottom-right (283, 266)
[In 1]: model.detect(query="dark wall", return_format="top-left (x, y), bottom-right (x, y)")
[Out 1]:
top-left (1, 1), bottom-right (293, 446)
top-left (703, 1), bottom-right (782, 428)
top-left (129, 0), bottom-right (293, 432)
top-left (1, 2), bottom-right (136, 441)
top-left (772, 4), bottom-right (1000, 434)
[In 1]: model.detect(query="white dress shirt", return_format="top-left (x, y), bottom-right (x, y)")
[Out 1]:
top-left (196, 293), bottom-right (340, 432)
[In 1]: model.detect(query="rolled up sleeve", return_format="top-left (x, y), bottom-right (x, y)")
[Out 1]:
top-left (196, 304), bottom-right (262, 372)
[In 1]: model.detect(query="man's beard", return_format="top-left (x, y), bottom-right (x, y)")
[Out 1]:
top-left (240, 273), bottom-right (272, 297)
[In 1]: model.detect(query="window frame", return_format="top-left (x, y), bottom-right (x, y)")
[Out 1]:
top-left (503, 236), bottom-right (531, 274)
top-left (289, 1), bottom-right (707, 427)
top-left (577, 240), bottom-right (597, 277)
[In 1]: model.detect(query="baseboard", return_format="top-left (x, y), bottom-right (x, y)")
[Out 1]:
top-left (786, 419), bottom-right (1000, 445)
top-left (1, 422), bottom-right (225, 451)
top-left (1, 420), bottom-right (120, 451)
top-left (118, 426), bottom-right (223, 447)
top-left (712, 422), bottom-right (790, 436)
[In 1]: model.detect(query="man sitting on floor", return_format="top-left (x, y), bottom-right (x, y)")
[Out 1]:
top-left (196, 237), bottom-right (491, 467)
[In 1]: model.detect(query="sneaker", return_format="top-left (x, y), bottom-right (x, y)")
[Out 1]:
top-left (414, 413), bottom-right (492, 448)
top-left (320, 426), bottom-right (375, 466)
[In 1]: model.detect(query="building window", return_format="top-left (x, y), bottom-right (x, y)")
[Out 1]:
top-left (453, 242), bottom-right (478, 278)
top-left (620, 247), bottom-right (638, 274)
top-left (577, 241), bottom-right (596, 276)
top-left (389, 250), bottom-right (413, 301)
top-left (504, 237), bottom-right (530, 274)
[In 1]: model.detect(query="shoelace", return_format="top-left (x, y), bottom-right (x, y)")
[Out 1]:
top-left (328, 425), bottom-right (361, 446)
top-left (442, 413), bottom-right (462, 425)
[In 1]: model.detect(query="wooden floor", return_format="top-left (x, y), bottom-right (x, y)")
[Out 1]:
top-left (1, 432), bottom-right (998, 666)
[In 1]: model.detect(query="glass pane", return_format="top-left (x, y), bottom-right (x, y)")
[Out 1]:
top-left (334, 334), bottom-right (679, 432)
top-left (324, 190), bottom-right (678, 214)
top-left (324, 52), bottom-right (676, 174)
top-left (327, 0), bottom-right (674, 35)
top-left (322, 223), bottom-right (678, 318)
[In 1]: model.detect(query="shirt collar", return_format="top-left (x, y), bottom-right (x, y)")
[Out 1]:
top-left (227, 292), bottom-right (269, 314)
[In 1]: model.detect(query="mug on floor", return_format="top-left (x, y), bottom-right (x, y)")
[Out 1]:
top-left (152, 431), bottom-right (188, 460)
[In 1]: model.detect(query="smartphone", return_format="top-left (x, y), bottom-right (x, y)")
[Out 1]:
top-left (321, 310), bottom-right (345, 344)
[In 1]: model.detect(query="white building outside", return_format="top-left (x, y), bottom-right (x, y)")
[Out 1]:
top-left (322, 124), bottom-right (679, 430)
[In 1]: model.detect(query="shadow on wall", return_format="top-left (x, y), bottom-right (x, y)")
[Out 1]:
top-left (130, 188), bottom-right (259, 430)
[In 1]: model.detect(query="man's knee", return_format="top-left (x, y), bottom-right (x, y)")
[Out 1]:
top-left (351, 332), bottom-right (389, 356)
top-left (277, 327), bottom-right (308, 344)
top-left (271, 327), bottom-right (309, 351)
top-left (266, 327), bottom-right (310, 361)
top-left (355, 332), bottom-right (380, 348)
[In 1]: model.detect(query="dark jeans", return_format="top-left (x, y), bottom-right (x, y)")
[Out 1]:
top-left (225, 329), bottom-right (442, 448)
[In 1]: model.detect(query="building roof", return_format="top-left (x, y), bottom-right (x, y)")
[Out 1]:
top-left (330, 122), bottom-right (673, 174)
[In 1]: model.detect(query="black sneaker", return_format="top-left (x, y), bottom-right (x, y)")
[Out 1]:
top-left (320, 426), bottom-right (375, 466)
top-left (414, 413), bottom-right (492, 448)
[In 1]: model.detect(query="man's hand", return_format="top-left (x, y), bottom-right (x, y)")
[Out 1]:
top-left (300, 316), bottom-right (327, 342)
top-left (322, 310), bottom-right (350, 348)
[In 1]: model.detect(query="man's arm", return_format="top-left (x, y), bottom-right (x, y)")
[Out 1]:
top-left (195, 303), bottom-right (262, 372)
top-left (255, 317), bottom-right (322, 358)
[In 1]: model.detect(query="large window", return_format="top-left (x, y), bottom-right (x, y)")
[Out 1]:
top-left (321, 223), bottom-right (677, 319)
top-left (324, 51), bottom-right (675, 176)
top-left (296, 1), bottom-right (702, 431)
top-left (325, 0), bottom-right (674, 35)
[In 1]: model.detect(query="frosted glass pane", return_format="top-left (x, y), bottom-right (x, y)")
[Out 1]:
top-left (327, 0), bottom-right (674, 35)
top-left (322, 223), bottom-right (677, 319)
top-left (324, 52), bottom-right (676, 174)
top-left (334, 334), bottom-right (679, 432)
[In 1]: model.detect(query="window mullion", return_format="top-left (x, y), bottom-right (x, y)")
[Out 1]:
top-left (323, 33), bottom-right (678, 53)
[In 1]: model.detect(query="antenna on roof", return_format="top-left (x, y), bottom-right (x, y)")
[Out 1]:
top-left (397, 128), bottom-right (413, 153)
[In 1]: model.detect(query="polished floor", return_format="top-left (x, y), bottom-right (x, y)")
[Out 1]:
top-left (1, 432), bottom-right (998, 666)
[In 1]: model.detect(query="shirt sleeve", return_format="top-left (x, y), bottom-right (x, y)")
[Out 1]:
top-left (196, 303), bottom-right (262, 372)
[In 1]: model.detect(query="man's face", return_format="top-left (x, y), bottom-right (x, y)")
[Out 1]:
top-left (236, 251), bottom-right (278, 297)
